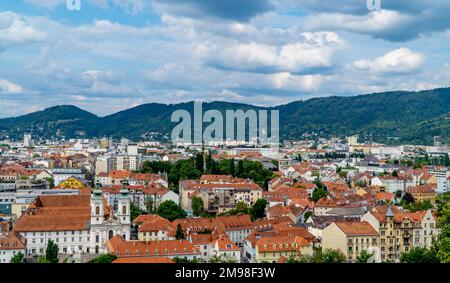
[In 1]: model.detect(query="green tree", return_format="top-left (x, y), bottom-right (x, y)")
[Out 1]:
top-left (321, 249), bottom-right (347, 263)
top-left (175, 223), bottom-right (185, 240)
top-left (356, 250), bottom-right (374, 263)
top-left (191, 196), bottom-right (204, 217)
top-left (205, 153), bottom-right (213, 174)
top-left (173, 257), bottom-right (201, 263)
top-left (130, 202), bottom-right (144, 221)
top-left (209, 254), bottom-right (237, 263)
top-left (89, 254), bottom-right (117, 263)
top-left (45, 240), bottom-right (59, 263)
top-left (250, 199), bottom-right (268, 220)
top-left (312, 187), bottom-right (328, 202)
top-left (37, 256), bottom-right (50, 263)
top-left (195, 153), bottom-right (204, 173)
top-left (156, 200), bottom-right (187, 221)
top-left (226, 201), bottom-right (250, 216)
top-left (10, 252), bottom-right (25, 263)
top-left (236, 160), bottom-right (244, 178)
top-left (434, 192), bottom-right (450, 263)
top-left (400, 247), bottom-right (439, 263)
top-left (229, 158), bottom-right (235, 177)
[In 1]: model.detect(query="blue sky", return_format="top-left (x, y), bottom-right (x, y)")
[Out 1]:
top-left (0, 0), bottom-right (449, 117)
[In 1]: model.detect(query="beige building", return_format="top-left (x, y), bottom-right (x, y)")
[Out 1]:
top-left (255, 236), bottom-right (313, 263)
top-left (322, 221), bottom-right (380, 262)
top-left (362, 206), bottom-right (439, 262)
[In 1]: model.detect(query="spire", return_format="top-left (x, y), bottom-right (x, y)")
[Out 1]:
top-left (386, 206), bottom-right (394, 217)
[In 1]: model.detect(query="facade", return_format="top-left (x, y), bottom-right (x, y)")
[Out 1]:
top-left (322, 221), bottom-right (380, 262)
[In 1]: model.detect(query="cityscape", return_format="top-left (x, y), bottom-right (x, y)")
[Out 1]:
top-left (1, 0), bottom-right (450, 268)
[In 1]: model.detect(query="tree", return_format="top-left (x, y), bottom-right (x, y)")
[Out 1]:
top-left (433, 192), bottom-right (450, 263)
top-left (250, 199), bottom-right (268, 220)
top-left (228, 201), bottom-right (250, 216)
top-left (45, 240), bottom-right (59, 263)
top-left (312, 187), bottom-right (328, 202)
top-left (191, 196), bottom-right (204, 217)
top-left (303, 211), bottom-right (313, 222)
top-left (236, 160), bottom-right (244, 178)
top-left (356, 250), bottom-right (374, 263)
top-left (400, 247), bottom-right (439, 263)
top-left (130, 202), bottom-right (144, 221)
top-left (155, 200), bottom-right (187, 221)
top-left (321, 249), bottom-right (347, 263)
top-left (176, 223), bottom-right (185, 240)
top-left (37, 256), bottom-right (50, 263)
top-left (173, 257), bottom-right (201, 263)
top-left (195, 153), bottom-right (204, 173)
top-left (205, 153), bottom-right (213, 174)
top-left (209, 254), bottom-right (237, 263)
top-left (10, 252), bottom-right (25, 263)
top-left (392, 170), bottom-right (398, 177)
top-left (89, 254), bottom-right (117, 263)
top-left (229, 158), bottom-right (235, 177)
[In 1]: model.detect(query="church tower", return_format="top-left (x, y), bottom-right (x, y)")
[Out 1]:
top-left (91, 185), bottom-right (104, 225)
top-left (117, 182), bottom-right (131, 225)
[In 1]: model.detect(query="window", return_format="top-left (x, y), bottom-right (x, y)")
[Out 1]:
top-left (122, 205), bottom-right (127, 214)
top-left (96, 206), bottom-right (100, 215)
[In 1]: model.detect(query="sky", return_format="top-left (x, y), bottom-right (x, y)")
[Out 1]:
top-left (0, 0), bottom-right (449, 117)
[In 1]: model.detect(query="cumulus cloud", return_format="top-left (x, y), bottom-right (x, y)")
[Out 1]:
top-left (0, 79), bottom-right (23, 93)
top-left (300, 0), bottom-right (450, 41)
top-left (350, 48), bottom-right (425, 74)
top-left (0, 12), bottom-right (46, 48)
top-left (201, 32), bottom-right (343, 74)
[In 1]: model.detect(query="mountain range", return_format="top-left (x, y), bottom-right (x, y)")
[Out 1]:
top-left (1, 88), bottom-right (449, 145)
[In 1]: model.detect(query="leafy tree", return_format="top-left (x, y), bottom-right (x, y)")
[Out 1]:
top-left (195, 153), bottom-right (204, 173)
top-left (250, 199), bottom-right (268, 220)
top-left (156, 200), bottom-right (187, 221)
top-left (236, 160), bottom-right (244, 178)
top-left (225, 201), bottom-right (250, 216)
top-left (392, 170), bottom-right (398, 177)
top-left (191, 196), bottom-right (204, 217)
top-left (10, 252), bottom-right (25, 263)
top-left (303, 211), bottom-right (313, 222)
top-left (176, 223), bottom-right (185, 240)
top-left (45, 240), bottom-right (59, 263)
top-left (37, 256), bottom-right (50, 263)
top-left (229, 158), bottom-right (235, 177)
top-left (356, 250), bottom-right (374, 263)
top-left (209, 254), bottom-right (237, 263)
top-left (400, 247), bottom-right (439, 263)
top-left (173, 257), bottom-right (201, 263)
top-left (321, 249), bottom-right (347, 263)
top-left (89, 254), bottom-right (117, 263)
top-left (205, 153), bottom-right (213, 174)
top-left (130, 202), bottom-right (145, 221)
top-left (434, 192), bottom-right (450, 263)
top-left (312, 187), bottom-right (328, 202)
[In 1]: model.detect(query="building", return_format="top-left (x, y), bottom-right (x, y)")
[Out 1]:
top-left (114, 155), bottom-right (140, 172)
top-left (362, 206), bottom-right (439, 262)
top-left (254, 236), bottom-right (312, 263)
top-left (13, 188), bottom-right (131, 260)
top-left (106, 235), bottom-right (201, 261)
top-left (322, 221), bottom-right (380, 262)
top-left (0, 229), bottom-right (26, 263)
top-left (58, 176), bottom-right (87, 189)
top-left (405, 184), bottom-right (437, 203)
top-left (48, 168), bottom-right (86, 186)
top-left (133, 214), bottom-right (175, 241)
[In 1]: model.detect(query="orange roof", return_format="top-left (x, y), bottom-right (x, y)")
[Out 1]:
top-left (0, 232), bottom-right (26, 250)
top-left (113, 257), bottom-right (173, 263)
top-left (334, 221), bottom-right (378, 236)
top-left (106, 235), bottom-right (200, 257)
top-left (213, 234), bottom-right (240, 251)
top-left (257, 236), bottom-right (309, 253)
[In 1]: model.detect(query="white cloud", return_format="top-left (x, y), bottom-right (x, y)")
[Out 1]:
top-left (351, 48), bottom-right (425, 74)
top-left (0, 79), bottom-right (23, 93)
top-left (0, 12), bottom-right (46, 47)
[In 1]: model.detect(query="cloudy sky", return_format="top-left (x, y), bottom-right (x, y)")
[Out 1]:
top-left (0, 0), bottom-right (449, 117)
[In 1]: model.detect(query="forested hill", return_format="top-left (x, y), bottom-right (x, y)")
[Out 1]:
top-left (0, 88), bottom-right (449, 145)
